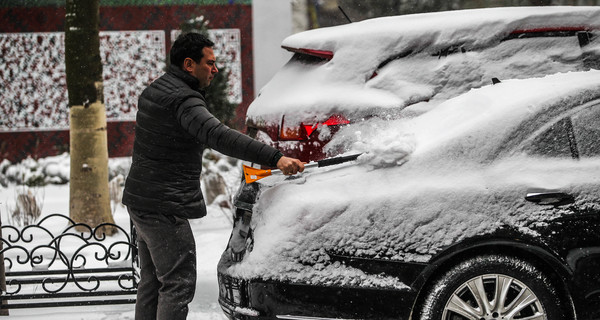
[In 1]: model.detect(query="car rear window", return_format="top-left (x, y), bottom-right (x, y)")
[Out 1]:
top-left (290, 52), bottom-right (329, 65)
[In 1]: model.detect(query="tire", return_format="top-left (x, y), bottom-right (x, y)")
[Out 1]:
top-left (416, 254), bottom-right (567, 320)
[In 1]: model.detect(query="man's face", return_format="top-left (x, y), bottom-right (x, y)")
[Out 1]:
top-left (184, 46), bottom-right (218, 89)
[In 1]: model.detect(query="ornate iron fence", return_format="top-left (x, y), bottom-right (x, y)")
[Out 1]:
top-left (0, 214), bottom-right (138, 309)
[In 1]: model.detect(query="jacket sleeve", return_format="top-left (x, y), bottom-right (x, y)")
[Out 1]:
top-left (175, 96), bottom-right (283, 167)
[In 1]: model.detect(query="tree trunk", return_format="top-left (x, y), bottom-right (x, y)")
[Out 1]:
top-left (65, 0), bottom-right (116, 235)
top-left (69, 101), bottom-right (115, 235)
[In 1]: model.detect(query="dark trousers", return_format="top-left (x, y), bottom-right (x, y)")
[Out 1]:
top-left (128, 208), bottom-right (197, 320)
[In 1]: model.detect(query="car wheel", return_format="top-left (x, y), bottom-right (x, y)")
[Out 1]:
top-left (417, 254), bottom-right (567, 320)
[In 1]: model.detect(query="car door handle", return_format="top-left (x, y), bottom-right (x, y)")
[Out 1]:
top-left (525, 190), bottom-right (575, 206)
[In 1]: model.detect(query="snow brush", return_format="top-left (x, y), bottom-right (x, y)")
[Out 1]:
top-left (243, 153), bottom-right (362, 184)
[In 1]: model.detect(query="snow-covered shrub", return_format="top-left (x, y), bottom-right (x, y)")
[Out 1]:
top-left (0, 159), bottom-right (11, 187)
top-left (202, 149), bottom-right (241, 208)
top-left (1, 150), bottom-right (243, 223)
top-left (108, 157), bottom-right (131, 181)
top-left (9, 186), bottom-right (43, 226)
top-left (4, 156), bottom-right (46, 186)
top-left (109, 174), bottom-right (125, 215)
top-left (0, 154), bottom-right (133, 187)
top-left (39, 153), bottom-right (70, 184)
top-left (1, 151), bottom-right (243, 210)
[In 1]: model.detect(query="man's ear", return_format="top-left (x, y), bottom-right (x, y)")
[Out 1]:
top-left (182, 57), bottom-right (195, 73)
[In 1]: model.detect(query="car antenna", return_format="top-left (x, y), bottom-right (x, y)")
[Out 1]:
top-left (492, 77), bottom-right (501, 85)
top-left (338, 6), bottom-right (352, 23)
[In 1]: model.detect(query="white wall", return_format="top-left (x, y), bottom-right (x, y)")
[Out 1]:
top-left (252, 0), bottom-right (294, 97)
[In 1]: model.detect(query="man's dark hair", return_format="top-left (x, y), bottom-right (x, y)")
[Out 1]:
top-left (170, 32), bottom-right (215, 68)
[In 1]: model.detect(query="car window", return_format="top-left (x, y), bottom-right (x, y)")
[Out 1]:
top-left (369, 36), bottom-right (584, 103)
top-left (572, 104), bottom-right (600, 157)
top-left (522, 103), bottom-right (600, 159)
top-left (524, 117), bottom-right (577, 158)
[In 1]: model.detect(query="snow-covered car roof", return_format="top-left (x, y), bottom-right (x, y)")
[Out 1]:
top-left (229, 70), bottom-right (600, 286)
top-left (248, 7), bottom-right (600, 124)
top-left (283, 6), bottom-right (600, 59)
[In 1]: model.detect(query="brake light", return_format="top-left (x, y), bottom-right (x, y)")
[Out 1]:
top-left (279, 116), bottom-right (306, 140)
top-left (279, 115), bottom-right (350, 141)
top-left (282, 46), bottom-right (334, 60)
top-left (322, 114), bottom-right (350, 126)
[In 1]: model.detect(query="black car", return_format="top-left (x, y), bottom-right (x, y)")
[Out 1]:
top-left (218, 71), bottom-right (600, 319)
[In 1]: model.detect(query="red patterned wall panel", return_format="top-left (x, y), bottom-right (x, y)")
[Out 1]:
top-left (0, 122), bottom-right (135, 162)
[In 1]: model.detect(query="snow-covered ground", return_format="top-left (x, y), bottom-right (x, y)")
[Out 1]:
top-left (0, 155), bottom-right (237, 319)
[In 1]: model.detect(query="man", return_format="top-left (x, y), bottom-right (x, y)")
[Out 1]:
top-left (122, 32), bottom-right (304, 320)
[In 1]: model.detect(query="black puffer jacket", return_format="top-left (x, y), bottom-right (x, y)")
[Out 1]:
top-left (123, 65), bottom-right (282, 219)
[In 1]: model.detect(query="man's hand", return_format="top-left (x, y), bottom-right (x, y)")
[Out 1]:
top-left (276, 156), bottom-right (305, 175)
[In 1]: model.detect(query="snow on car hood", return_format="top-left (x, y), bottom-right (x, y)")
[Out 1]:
top-left (246, 6), bottom-right (600, 124)
top-left (227, 71), bottom-right (600, 287)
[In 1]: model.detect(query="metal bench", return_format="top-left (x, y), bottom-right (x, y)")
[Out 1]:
top-left (0, 214), bottom-right (138, 311)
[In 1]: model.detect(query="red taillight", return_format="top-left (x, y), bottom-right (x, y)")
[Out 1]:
top-left (282, 45), bottom-right (334, 60)
top-left (321, 114), bottom-right (350, 126)
top-left (279, 115), bottom-right (350, 141)
top-left (279, 116), bottom-right (306, 140)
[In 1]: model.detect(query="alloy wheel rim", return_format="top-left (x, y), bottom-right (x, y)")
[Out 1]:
top-left (442, 274), bottom-right (546, 320)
